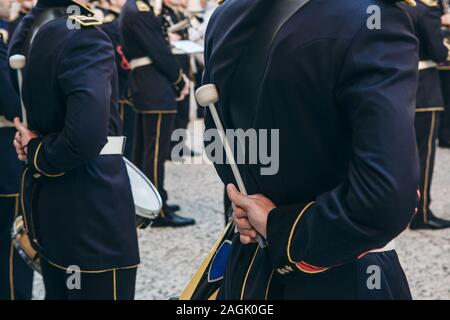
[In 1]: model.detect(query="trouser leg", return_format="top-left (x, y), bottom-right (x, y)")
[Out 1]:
top-left (414, 111), bottom-right (439, 224)
top-left (0, 196), bottom-right (34, 300)
top-left (141, 113), bottom-right (176, 207)
top-left (41, 259), bottom-right (137, 300)
top-left (132, 112), bottom-right (144, 170)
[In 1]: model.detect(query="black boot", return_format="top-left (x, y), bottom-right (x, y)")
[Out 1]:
top-left (410, 211), bottom-right (450, 230)
top-left (438, 139), bottom-right (450, 149)
top-left (151, 208), bottom-right (196, 228)
top-left (166, 203), bottom-right (181, 212)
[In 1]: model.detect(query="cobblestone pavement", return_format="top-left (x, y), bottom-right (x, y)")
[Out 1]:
top-left (32, 120), bottom-right (450, 300)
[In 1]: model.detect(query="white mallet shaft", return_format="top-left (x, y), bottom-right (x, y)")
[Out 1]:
top-left (196, 84), bottom-right (266, 248)
top-left (9, 54), bottom-right (27, 127)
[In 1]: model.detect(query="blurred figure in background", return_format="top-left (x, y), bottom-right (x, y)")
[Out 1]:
top-left (161, 0), bottom-right (198, 157)
top-left (120, 0), bottom-right (195, 227)
top-left (7, 0), bottom-right (34, 37)
top-left (0, 0), bottom-right (33, 300)
top-left (402, 0), bottom-right (450, 230)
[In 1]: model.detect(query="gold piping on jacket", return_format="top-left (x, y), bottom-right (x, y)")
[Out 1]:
top-left (154, 113), bottom-right (162, 216)
top-left (9, 242), bottom-right (14, 300)
top-left (132, 107), bottom-right (177, 115)
top-left (264, 270), bottom-right (275, 300)
top-left (240, 246), bottom-right (259, 300)
top-left (0, 193), bottom-right (19, 198)
top-left (287, 202), bottom-right (315, 264)
top-left (33, 143), bottom-right (65, 178)
top-left (416, 107), bottom-right (444, 113)
top-left (20, 168), bottom-right (29, 232)
top-left (46, 259), bottom-right (139, 274)
top-left (9, 195), bottom-right (19, 300)
top-left (422, 111), bottom-right (436, 223)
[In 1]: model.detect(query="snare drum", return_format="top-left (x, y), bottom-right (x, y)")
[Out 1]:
top-left (11, 216), bottom-right (41, 273)
top-left (10, 159), bottom-right (161, 273)
top-left (124, 157), bottom-right (162, 225)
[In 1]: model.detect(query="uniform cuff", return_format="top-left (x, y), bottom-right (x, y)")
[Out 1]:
top-left (27, 137), bottom-right (65, 178)
top-left (267, 202), bottom-right (329, 275)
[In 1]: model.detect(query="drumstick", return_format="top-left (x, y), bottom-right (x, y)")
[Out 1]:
top-left (9, 54), bottom-right (27, 127)
top-left (196, 84), bottom-right (266, 248)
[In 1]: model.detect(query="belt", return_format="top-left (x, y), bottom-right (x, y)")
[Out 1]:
top-left (130, 57), bottom-right (153, 70)
top-left (419, 60), bottom-right (437, 71)
top-left (100, 136), bottom-right (126, 155)
top-left (0, 116), bottom-right (14, 128)
top-left (368, 239), bottom-right (396, 253)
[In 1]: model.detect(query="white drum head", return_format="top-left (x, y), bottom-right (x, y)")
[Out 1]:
top-left (124, 157), bottom-right (162, 219)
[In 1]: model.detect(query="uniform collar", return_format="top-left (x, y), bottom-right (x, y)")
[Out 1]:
top-left (37, 0), bottom-right (95, 15)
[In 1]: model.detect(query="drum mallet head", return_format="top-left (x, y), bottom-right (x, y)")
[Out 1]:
top-left (195, 84), bottom-right (219, 107)
top-left (9, 54), bottom-right (26, 70)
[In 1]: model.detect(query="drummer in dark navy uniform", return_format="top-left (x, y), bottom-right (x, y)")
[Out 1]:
top-left (204, 0), bottom-right (419, 299)
top-left (120, 0), bottom-right (195, 227)
top-left (9, 0), bottom-right (139, 299)
top-left (0, 0), bottom-right (33, 299)
top-left (401, 0), bottom-right (450, 230)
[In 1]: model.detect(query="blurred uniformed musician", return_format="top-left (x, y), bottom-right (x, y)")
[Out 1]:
top-left (9, 0), bottom-right (140, 299)
top-left (161, 0), bottom-right (193, 157)
top-left (120, 0), bottom-right (195, 227)
top-left (91, 0), bottom-right (135, 159)
top-left (401, 0), bottom-right (450, 229)
top-left (0, 0), bottom-right (33, 300)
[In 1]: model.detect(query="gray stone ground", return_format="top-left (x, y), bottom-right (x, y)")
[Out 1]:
top-left (32, 120), bottom-right (450, 299)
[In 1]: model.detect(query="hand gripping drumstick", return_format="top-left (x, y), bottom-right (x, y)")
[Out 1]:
top-left (9, 54), bottom-right (27, 127)
top-left (196, 84), bottom-right (266, 248)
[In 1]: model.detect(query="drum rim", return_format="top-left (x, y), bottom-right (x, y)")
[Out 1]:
top-left (124, 157), bottom-right (163, 215)
top-left (11, 216), bottom-right (42, 274)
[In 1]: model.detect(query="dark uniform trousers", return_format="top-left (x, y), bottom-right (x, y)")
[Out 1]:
top-left (439, 71), bottom-right (450, 142)
top-left (132, 112), bottom-right (176, 207)
top-left (402, 0), bottom-right (449, 224)
top-left (414, 110), bottom-right (441, 224)
top-left (0, 194), bottom-right (33, 300)
top-left (119, 98), bottom-right (136, 160)
top-left (1, 25), bottom-right (34, 298)
top-left (41, 261), bottom-right (137, 300)
top-left (174, 55), bottom-right (190, 135)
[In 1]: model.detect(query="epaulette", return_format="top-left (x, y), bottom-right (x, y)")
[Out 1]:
top-left (0, 28), bottom-right (8, 44)
top-left (136, 0), bottom-right (151, 12)
top-left (404, 0), bottom-right (417, 5)
top-left (68, 15), bottom-right (103, 27)
top-left (103, 13), bottom-right (116, 23)
top-left (72, 0), bottom-right (96, 15)
top-left (418, 0), bottom-right (438, 6)
top-left (217, 0), bottom-right (226, 4)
